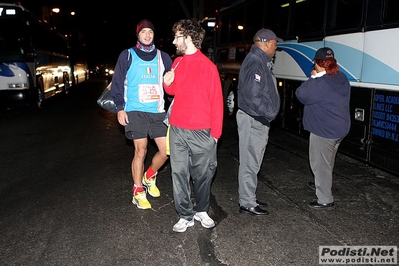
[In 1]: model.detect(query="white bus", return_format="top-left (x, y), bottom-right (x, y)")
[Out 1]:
top-left (0, 3), bottom-right (73, 108)
top-left (215, 0), bottom-right (399, 175)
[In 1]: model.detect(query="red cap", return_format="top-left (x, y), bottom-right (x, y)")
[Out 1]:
top-left (136, 19), bottom-right (154, 35)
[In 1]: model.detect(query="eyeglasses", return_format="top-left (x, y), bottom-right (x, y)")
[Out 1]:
top-left (174, 35), bottom-right (184, 39)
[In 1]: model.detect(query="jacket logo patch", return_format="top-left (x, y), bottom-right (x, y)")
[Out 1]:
top-left (254, 74), bottom-right (261, 82)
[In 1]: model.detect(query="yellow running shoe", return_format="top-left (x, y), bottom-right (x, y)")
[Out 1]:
top-left (132, 191), bottom-right (151, 209)
top-left (142, 172), bottom-right (160, 197)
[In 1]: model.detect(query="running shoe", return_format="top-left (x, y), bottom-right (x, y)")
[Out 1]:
top-left (132, 191), bottom-right (151, 209)
top-left (142, 172), bottom-right (160, 197)
top-left (173, 218), bottom-right (194, 232)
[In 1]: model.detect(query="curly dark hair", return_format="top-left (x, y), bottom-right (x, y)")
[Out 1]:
top-left (172, 19), bottom-right (205, 49)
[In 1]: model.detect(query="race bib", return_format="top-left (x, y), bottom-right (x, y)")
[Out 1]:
top-left (138, 84), bottom-right (161, 102)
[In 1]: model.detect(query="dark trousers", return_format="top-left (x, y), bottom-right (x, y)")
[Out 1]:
top-left (169, 126), bottom-right (218, 220)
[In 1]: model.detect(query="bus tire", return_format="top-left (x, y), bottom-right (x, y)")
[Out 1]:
top-left (30, 76), bottom-right (44, 110)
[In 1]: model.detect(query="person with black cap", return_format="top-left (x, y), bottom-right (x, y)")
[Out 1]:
top-left (295, 47), bottom-right (351, 210)
top-left (236, 28), bottom-right (282, 216)
top-left (111, 19), bottom-right (173, 210)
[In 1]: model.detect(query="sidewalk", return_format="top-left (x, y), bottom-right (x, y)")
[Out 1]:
top-left (1, 88), bottom-right (397, 265)
top-left (209, 118), bottom-right (399, 265)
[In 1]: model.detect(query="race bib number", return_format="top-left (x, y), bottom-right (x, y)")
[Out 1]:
top-left (138, 84), bottom-right (161, 102)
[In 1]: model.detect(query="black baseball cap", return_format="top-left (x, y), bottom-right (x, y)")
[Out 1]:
top-left (254, 28), bottom-right (283, 42)
top-left (314, 47), bottom-right (335, 60)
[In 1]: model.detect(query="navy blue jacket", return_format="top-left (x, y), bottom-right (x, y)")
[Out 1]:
top-left (237, 45), bottom-right (281, 126)
top-left (295, 71), bottom-right (351, 138)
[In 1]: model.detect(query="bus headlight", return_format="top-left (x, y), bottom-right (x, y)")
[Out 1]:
top-left (8, 83), bottom-right (28, 89)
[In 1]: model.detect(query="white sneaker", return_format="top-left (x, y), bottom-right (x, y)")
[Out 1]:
top-left (173, 218), bottom-right (194, 233)
top-left (194, 212), bottom-right (215, 228)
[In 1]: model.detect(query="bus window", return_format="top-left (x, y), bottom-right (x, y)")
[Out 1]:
top-left (0, 8), bottom-right (27, 59)
top-left (264, 0), bottom-right (290, 38)
top-left (294, 0), bottom-right (325, 39)
top-left (383, 0), bottom-right (399, 22)
top-left (366, 0), bottom-right (399, 29)
top-left (243, 0), bottom-right (265, 41)
top-left (329, 0), bottom-right (363, 31)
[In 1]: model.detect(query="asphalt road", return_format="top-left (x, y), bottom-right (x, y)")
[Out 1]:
top-left (1, 79), bottom-right (398, 265)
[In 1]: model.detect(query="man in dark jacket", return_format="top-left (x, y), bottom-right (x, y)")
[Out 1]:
top-left (295, 47), bottom-right (351, 210)
top-left (236, 28), bottom-right (282, 216)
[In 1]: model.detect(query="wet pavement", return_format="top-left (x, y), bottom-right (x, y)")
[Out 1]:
top-left (0, 80), bottom-right (398, 265)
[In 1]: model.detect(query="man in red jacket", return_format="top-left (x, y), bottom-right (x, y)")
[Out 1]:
top-left (163, 19), bottom-right (224, 233)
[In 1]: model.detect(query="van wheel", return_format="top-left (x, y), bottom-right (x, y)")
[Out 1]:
top-left (35, 76), bottom-right (44, 109)
top-left (63, 72), bottom-right (70, 94)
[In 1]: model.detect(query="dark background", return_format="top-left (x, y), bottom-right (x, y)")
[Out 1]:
top-left (8, 0), bottom-right (230, 68)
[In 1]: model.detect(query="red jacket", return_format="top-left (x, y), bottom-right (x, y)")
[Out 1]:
top-left (164, 50), bottom-right (223, 139)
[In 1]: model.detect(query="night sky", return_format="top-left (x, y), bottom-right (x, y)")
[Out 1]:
top-left (9, 0), bottom-right (230, 67)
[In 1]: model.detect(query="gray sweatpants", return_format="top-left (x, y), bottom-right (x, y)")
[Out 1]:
top-left (169, 125), bottom-right (218, 220)
top-left (236, 109), bottom-right (270, 208)
top-left (309, 133), bottom-right (343, 204)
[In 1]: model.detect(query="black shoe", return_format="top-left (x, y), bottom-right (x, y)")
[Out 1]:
top-left (308, 201), bottom-right (335, 210)
top-left (256, 200), bottom-right (267, 208)
top-left (239, 205), bottom-right (269, 216)
top-left (307, 182), bottom-right (316, 191)
top-left (237, 200), bottom-right (267, 208)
